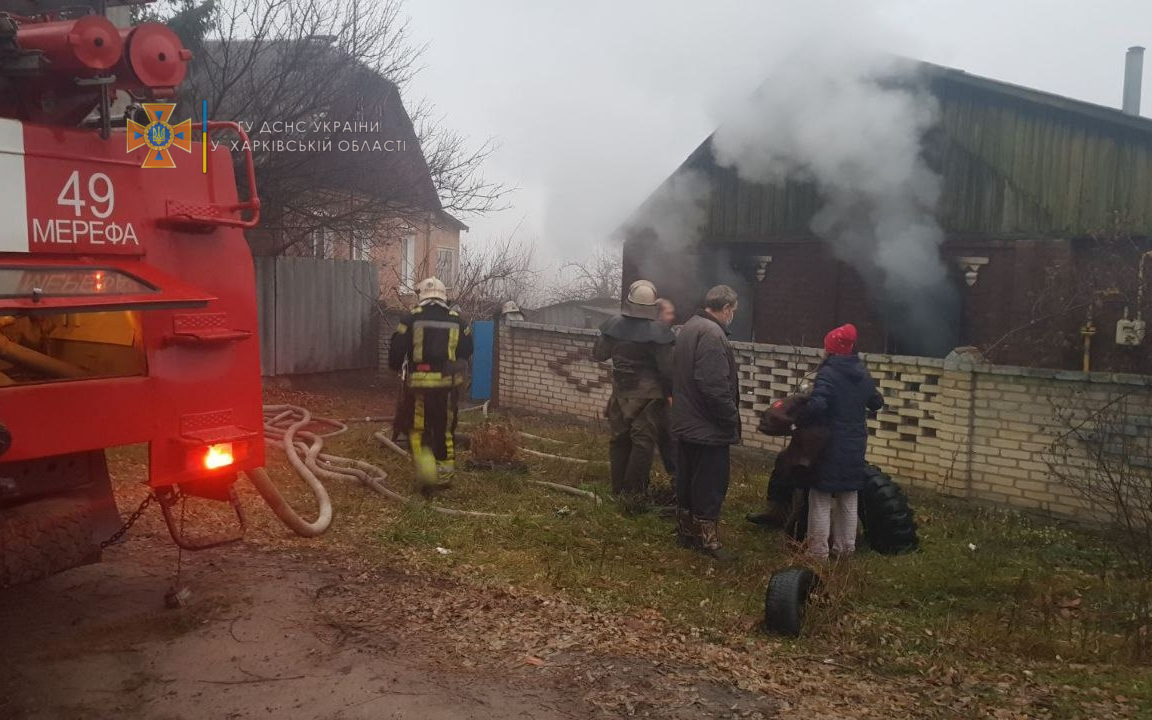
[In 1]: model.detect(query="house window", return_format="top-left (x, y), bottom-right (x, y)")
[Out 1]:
top-left (436, 247), bottom-right (456, 288)
top-left (400, 233), bottom-right (416, 292)
top-left (309, 224), bottom-right (333, 259)
top-left (351, 230), bottom-right (372, 261)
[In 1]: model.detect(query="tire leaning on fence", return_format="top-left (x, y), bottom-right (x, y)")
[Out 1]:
top-left (780, 465), bottom-right (919, 555)
top-left (858, 465), bottom-right (919, 555)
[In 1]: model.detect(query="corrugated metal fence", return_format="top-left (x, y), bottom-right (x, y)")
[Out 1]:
top-left (254, 257), bottom-right (380, 376)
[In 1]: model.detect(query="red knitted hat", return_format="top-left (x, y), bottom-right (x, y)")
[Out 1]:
top-left (824, 324), bottom-right (857, 355)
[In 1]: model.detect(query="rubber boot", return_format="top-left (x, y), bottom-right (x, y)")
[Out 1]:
top-left (746, 500), bottom-right (789, 528)
top-left (696, 517), bottom-right (735, 562)
top-left (675, 509), bottom-right (698, 549)
top-left (608, 441), bottom-right (631, 496)
top-left (619, 493), bottom-right (650, 516)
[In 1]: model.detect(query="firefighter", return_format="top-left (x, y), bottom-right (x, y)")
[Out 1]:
top-left (592, 280), bottom-right (675, 511)
top-left (388, 277), bottom-right (473, 491)
top-left (500, 300), bottom-right (526, 322)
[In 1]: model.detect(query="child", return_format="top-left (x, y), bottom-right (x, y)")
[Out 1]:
top-left (799, 325), bottom-right (884, 559)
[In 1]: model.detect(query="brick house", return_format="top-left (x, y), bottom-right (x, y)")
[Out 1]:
top-left (621, 60), bottom-right (1152, 373)
top-left (187, 39), bottom-right (464, 307)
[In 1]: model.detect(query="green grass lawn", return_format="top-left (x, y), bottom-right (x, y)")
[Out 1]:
top-left (109, 405), bottom-right (1151, 718)
top-left (308, 411), bottom-right (1152, 718)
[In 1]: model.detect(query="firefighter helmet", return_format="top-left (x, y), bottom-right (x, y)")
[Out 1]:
top-left (621, 280), bottom-right (659, 320)
top-left (416, 277), bottom-right (447, 304)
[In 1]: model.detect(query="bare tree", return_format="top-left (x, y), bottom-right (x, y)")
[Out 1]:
top-left (552, 244), bottom-right (622, 303)
top-left (144, 0), bottom-right (509, 256)
top-left (1046, 388), bottom-right (1152, 661)
top-left (453, 234), bottom-right (544, 317)
top-left (411, 103), bottom-right (512, 220)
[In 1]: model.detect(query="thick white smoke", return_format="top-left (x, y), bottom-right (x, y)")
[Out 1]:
top-left (625, 169), bottom-right (712, 252)
top-left (711, 49), bottom-right (959, 355)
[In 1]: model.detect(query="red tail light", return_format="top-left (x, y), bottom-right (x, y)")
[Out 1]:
top-left (186, 440), bottom-right (249, 473)
top-left (204, 443), bottom-right (233, 469)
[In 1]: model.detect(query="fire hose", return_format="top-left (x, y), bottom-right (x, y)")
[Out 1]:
top-left (246, 402), bottom-right (604, 537)
top-left (247, 405), bottom-right (519, 536)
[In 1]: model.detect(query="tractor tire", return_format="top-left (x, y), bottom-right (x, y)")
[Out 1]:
top-left (764, 566), bottom-right (820, 637)
top-left (0, 495), bottom-right (101, 589)
top-left (858, 465), bottom-right (919, 555)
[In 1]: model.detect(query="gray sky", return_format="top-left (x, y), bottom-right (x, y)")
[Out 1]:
top-left (402, 0), bottom-right (1152, 268)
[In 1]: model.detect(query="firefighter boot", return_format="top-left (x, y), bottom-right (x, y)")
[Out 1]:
top-left (695, 517), bottom-right (735, 562)
top-left (675, 508), bottom-right (698, 549)
top-left (436, 462), bottom-right (456, 486)
top-left (414, 447), bottom-right (443, 496)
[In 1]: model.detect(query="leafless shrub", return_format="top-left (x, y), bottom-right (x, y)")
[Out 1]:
top-left (1047, 388), bottom-right (1152, 660)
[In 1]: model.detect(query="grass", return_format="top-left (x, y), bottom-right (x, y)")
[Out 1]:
top-left (104, 399), bottom-right (1152, 718)
top-left (305, 410), bottom-right (1152, 718)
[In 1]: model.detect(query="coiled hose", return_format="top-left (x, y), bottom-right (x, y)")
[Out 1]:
top-left (246, 404), bottom-right (507, 537)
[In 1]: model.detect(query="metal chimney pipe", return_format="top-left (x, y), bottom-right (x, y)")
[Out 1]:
top-left (1123, 46), bottom-right (1144, 116)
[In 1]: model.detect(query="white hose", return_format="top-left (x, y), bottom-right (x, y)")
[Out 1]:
top-left (244, 404), bottom-right (338, 537)
top-left (521, 447), bottom-right (608, 465)
top-left (519, 432), bottom-right (565, 445)
top-left (251, 404), bottom-right (508, 528)
top-left (248, 404), bottom-right (603, 537)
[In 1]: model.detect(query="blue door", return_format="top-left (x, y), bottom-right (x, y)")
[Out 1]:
top-left (470, 320), bottom-right (494, 401)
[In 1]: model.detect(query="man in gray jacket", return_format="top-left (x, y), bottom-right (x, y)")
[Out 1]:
top-left (670, 285), bottom-right (741, 558)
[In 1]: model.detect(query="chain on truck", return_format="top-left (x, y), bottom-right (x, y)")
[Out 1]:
top-left (0, 0), bottom-right (329, 589)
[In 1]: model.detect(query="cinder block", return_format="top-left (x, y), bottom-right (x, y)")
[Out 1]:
top-left (986, 457), bottom-right (1019, 469)
top-left (1013, 479), bottom-right (1050, 493)
top-left (1000, 449), bottom-right (1036, 462)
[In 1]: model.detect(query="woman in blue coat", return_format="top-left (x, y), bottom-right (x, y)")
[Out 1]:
top-left (801, 324), bottom-right (884, 559)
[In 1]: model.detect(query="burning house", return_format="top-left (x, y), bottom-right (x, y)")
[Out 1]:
top-left (620, 51), bottom-right (1152, 373)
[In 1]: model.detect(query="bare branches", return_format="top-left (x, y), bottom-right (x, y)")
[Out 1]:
top-left (453, 233), bottom-right (543, 317)
top-left (1046, 389), bottom-right (1152, 576)
top-left (552, 244), bottom-right (622, 303)
top-left (412, 101), bottom-right (514, 217)
top-left (153, 0), bottom-right (508, 256)
top-left (977, 222), bottom-right (1152, 368)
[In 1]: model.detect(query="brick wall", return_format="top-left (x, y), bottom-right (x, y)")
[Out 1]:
top-left (624, 236), bottom-right (1152, 373)
top-left (496, 321), bottom-right (1152, 519)
top-left (497, 321), bottom-right (612, 421)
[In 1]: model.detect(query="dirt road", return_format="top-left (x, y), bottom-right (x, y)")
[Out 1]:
top-left (0, 537), bottom-right (587, 720)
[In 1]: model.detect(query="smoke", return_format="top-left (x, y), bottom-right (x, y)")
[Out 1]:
top-left (616, 169), bottom-right (713, 306)
top-left (711, 48), bottom-right (960, 356)
top-left (622, 169), bottom-right (712, 253)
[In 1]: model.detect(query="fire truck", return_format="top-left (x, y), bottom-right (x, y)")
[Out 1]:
top-left (0, 0), bottom-right (272, 587)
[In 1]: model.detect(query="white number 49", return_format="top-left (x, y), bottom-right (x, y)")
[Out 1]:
top-left (57, 171), bottom-right (115, 219)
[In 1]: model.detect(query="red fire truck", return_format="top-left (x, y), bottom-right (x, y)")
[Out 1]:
top-left (0, 0), bottom-right (269, 587)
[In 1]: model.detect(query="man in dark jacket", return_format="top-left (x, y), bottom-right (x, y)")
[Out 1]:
top-left (670, 285), bottom-right (741, 558)
top-left (800, 324), bottom-right (884, 559)
top-left (654, 298), bottom-right (678, 479)
top-left (592, 280), bottom-right (675, 507)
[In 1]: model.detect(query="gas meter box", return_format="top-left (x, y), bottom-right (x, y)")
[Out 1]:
top-left (1116, 318), bottom-right (1146, 347)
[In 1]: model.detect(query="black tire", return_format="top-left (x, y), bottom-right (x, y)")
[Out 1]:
top-left (764, 566), bottom-right (820, 637)
top-left (0, 497), bottom-right (100, 589)
top-left (858, 465), bottom-right (919, 555)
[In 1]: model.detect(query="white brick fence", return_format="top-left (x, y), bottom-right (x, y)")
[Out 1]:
top-left (494, 320), bottom-right (1152, 519)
